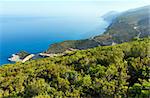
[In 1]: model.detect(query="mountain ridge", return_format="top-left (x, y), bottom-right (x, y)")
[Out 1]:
top-left (46, 5), bottom-right (150, 54)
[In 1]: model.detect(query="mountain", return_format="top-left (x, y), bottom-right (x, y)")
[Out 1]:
top-left (0, 5), bottom-right (150, 98)
top-left (0, 38), bottom-right (149, 98)
top-left (46, 5), bottom-right (150, 54)
top-left (97, 5), bottom-right (150, 43)
top-left (101, 11), bottom-right (119, 22)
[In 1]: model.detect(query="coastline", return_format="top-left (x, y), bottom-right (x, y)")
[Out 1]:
top-left (8, 48), bottom-right (78, 63)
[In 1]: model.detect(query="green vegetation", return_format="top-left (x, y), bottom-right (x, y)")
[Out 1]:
top-left (16, 51), bottom-right (30, 59)
top-left (46, 5), bottom-right (150, 54)
top-left (0, 38), bottom-right (149, 98)
top-left (46, 39), bottom-right (99, 53)
top-left (99, 5), bottom-right (150, 43)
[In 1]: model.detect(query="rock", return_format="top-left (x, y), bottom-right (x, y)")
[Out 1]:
top-left (8, 54), bottom-right (22, 62)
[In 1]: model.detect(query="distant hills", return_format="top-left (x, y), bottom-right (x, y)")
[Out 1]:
top-left (46, 5), bottom-right (150, 54)
top-left (0, 5), bottom-right (150, 98)
top-left (100, 5), bottom-right (150, 43)
top-left (101, 11), bottom-right (119, 22)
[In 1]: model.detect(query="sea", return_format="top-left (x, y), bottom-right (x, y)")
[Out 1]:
top-left (0, 16), bottom-right (109, 65)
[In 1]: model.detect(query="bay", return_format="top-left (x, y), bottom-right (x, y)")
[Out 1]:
top-left (0, 16), bottom-right (109, 65)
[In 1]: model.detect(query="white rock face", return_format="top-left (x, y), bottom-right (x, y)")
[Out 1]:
top-left (22, 54), bottom-right (35, 63)
top-left (8, 54), bottom-right (22, 62)
top-left (8, 54), bottom-right (35, 63)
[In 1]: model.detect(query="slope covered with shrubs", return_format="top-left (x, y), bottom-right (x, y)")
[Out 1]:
top-left (0, 38), bottom-right (150, 98)
top-left (46, 5), bottom-right (150, 54)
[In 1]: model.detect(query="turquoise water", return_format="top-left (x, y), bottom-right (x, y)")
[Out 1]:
top-left (0, 16), bottom-right (109, 65)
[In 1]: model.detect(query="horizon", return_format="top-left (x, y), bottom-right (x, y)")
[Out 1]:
top-left (0, 0), bottom-right (150, 17)
top-left (0, 0), bottom-right (150, 65)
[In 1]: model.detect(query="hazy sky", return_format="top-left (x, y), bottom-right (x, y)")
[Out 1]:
top-left (0, 0), bottom-right (150, 17)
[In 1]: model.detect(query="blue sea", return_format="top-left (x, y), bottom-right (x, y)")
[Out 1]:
top-left (0, 16), bottom-right (109, 65)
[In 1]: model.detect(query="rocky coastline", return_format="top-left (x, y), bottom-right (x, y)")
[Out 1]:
top-left (8, 48), bottom-right (78, 63)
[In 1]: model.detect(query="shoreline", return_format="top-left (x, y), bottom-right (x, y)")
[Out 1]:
top-left (8, 48), bottom-right (78, 63)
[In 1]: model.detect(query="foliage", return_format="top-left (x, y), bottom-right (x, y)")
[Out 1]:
top-left (17, 51), bottom-right (30, 59)
top-left (0, 38), bottom-right (150, 98)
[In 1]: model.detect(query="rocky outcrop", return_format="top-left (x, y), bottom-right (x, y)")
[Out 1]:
top-left (8, 53), bottom-right (35, 63)
top-left (22, 54), bottom-right (35, 63)
top-left (8, 54), bottom-right (22, 62)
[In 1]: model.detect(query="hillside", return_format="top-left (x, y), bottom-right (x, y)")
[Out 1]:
top-left (46, 5), bottom-right (150, 54)
top-left (45, 39), bottom-right (99, 53)
top-left (0, 38), bottom-right (150, 98)
top-left (96, 5), bottom-right (150, 43)
top-left (101, 11), bottom-right (119, 22)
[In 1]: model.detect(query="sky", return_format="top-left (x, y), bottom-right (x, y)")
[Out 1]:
top-left (0, 0), bottom-right (150, 17)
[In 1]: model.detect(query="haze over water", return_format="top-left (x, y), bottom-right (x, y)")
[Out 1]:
top-left (0, 0), bottom-right (150, 65)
